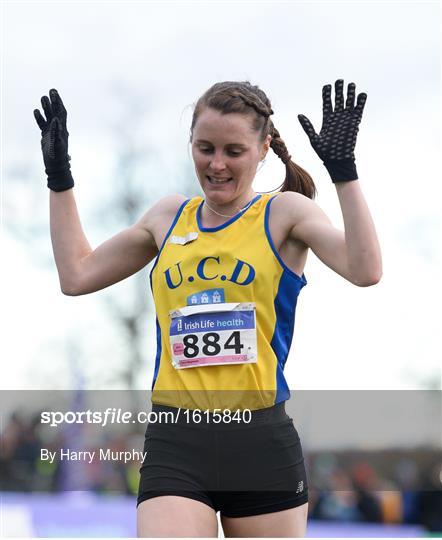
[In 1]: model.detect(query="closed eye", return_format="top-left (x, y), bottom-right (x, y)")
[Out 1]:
top-left (199, 148), bottom-right (242, 157)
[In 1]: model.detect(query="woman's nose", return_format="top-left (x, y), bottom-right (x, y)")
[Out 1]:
top-left (208, 151), bottom-right (227, 170)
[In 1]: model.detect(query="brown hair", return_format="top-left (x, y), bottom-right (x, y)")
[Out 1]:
top-left (190, 80), bottom-right (317, 199)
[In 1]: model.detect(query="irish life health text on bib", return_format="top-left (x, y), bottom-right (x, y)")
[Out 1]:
top-left (169, 302), bottom-right (258, 369)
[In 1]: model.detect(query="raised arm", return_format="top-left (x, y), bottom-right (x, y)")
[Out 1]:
top-left (34, 88), bottom-right (185, 296)
top-left (291, 79), bottom-right (382, 286)
top-left (50, 190), bottom-right (184, 296)
top-left (50, 188), bottom-right (156, 295)
top-left (283, 188), bottom-right (382, 286)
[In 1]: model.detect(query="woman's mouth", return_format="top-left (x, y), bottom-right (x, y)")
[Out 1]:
top-left (206, 176), bottom-right (233, 184)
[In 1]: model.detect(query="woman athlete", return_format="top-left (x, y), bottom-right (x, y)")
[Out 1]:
top-left (34, 79), bottom-right (382, 538)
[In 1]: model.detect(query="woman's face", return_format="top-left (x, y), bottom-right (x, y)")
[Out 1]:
top-left (191, 108), bottom-right (270, 206)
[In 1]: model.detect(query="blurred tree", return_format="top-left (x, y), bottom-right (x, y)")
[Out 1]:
top-left (94, 82), bottom-right (197, 390)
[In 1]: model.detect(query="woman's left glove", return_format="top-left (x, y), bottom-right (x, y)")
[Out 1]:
top-left (34, 88), bottom-right (74, 192)
top-left (298, 79), bottom-right (367, 182)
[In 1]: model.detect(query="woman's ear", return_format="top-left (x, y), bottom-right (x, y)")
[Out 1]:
top-left (260, 134), bottom-right (271, 160)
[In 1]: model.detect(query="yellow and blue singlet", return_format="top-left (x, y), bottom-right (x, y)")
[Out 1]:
top-left (149, 193), bottom-right (307, 411)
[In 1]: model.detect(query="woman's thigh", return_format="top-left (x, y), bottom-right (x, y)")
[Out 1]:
top-left (220, 502), bottom-right (308, 538)
top-left (137, 495), bottom-right (218, 538)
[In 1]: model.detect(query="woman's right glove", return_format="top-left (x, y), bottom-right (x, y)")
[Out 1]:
top-left (34, 89), bottom-right (74, 192)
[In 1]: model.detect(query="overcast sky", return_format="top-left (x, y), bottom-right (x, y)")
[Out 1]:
top-left (2, 0), bottom-right (441, 390)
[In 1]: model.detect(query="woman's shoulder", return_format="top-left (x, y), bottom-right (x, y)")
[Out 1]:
top-left (268, 190), bottom-right (316, 216)
top-left (159, 193), bottom-right (205, 215)
top-left (269, 190), bottom-right (310, 204)
top-left (158, 193), bottom-right (189, 209)
top-left (266, 190), bottom-right (322, 242)
top-left (148, 193), bottom-right (190, 218)
top-left (136, 193), bottom-right (187, 231)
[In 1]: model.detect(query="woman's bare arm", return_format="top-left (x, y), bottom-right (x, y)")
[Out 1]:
top-left (50, 189), bottom-right (185, 295)
top-left (282, 185), bottom-right (382, 286)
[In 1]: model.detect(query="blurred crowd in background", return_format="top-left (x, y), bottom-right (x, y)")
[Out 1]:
top-left (1, 410), bottom-right (441, 533)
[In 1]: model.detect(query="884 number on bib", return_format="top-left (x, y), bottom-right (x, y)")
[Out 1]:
top-left (169, 303), bottom-right (257, 369)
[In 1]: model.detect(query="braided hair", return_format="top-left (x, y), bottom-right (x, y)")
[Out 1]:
top-left (190, 81), bottom-right (316, 199)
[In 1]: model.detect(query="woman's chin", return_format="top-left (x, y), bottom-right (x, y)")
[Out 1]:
top-left (203, 185), bottom-right (236, 203)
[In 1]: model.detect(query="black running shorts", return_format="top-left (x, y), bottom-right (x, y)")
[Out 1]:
top-left (137, 402), bottom-right (308, 517)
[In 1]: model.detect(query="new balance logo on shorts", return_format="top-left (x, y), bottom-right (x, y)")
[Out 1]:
top-left (296, 481), bottom-right (304, 494)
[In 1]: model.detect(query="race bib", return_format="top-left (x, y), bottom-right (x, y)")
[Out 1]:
top-left (169, 302), bottom-right (257, 369)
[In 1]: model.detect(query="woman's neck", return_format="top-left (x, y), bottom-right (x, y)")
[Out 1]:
top-left (203, 192), bottom-right (257, 219)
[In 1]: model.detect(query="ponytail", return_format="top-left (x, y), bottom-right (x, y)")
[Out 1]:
top-left (270, 126), bottom-right (317, 199)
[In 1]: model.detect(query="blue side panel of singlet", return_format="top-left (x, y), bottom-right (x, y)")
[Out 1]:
top-left (264, 195), bottom-right (307, 404)
top-left (271, 272), bottom-right (303, 404)
top-left (151, 317), bottom-right (162, 391)
top-left (150, 198), bottom-right (191, 391)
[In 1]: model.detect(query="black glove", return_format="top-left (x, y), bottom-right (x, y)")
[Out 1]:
top-left (34, 89), bottom-right (74, 192)
top-left (298, 79), bottom-right (367, 182)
